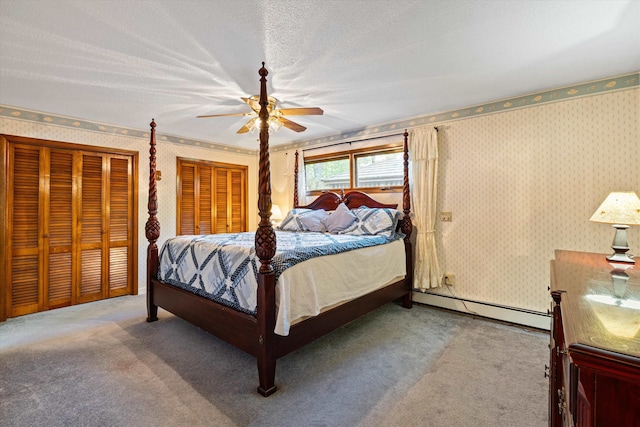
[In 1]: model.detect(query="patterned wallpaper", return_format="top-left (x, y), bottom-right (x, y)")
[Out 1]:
top-left (0, 118), bottom-right (258, 293)
top-left (430, 88), bottom-right (640, 313)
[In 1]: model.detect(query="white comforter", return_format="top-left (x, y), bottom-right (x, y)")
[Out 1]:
top-left (275, 238), bottom-right (405, 335)
top-left (158, 231), bottom-right (406, 336)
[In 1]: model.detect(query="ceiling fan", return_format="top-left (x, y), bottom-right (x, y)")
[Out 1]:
top-left (197, 95), bottom-right (323, 134)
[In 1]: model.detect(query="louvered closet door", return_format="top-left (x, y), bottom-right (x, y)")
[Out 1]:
top-left (78, 153), bottom-right (105, 303)
top-left (178, 162), bottom-right (215, 235)
top-left (4, 137), bottom-right (137, 319)
top-left (179, 162), bottom-right (196, 235)
top-left (177, 158), bottom-right (247, 235)
top-left (108, 155), bottom-right (133, 297)
top-left (10, 147), bottom-right (76, 314)
top-left (214, 168), bottom-right (229, 234)
top-left (228, 169), bottom-right (246, 233)
top-left (8, 145), bottom-right (43, 316)
top-left (45, 149), bottom-right (75, 308)
top-left (214, 168), bottom-right (246, 233)
top-left (198, 165), bottom-right (213, 234)
top-left (78, 153), bottom-right (134, 301)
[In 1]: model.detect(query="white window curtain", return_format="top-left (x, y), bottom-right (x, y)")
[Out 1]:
top-left (283, 151), bottom-right (296, 210)
top-left (409, 127), bottom-right (442, 290)
top-left (296, 150), bottom-right (306, 206)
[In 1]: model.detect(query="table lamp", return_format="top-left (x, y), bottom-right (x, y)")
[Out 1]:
top-left (590, 191), bottom-right (640, 263)
top-left (271, 204), bottom-right (283, 226)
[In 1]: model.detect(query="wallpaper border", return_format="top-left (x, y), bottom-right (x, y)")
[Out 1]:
top-left (1, 71), bottom-right (637, 155)
top-left (0, 107), bottom-right (256, 156)
top-left (272, 71), bottom-right (640, 152)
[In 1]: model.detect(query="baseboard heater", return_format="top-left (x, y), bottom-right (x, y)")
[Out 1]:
top-left (412, 291), bottom-right (551, 331)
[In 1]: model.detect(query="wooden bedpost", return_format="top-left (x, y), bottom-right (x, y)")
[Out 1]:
top-left (254, 62), bottom-right (278, 397)
top-left (401, 130), bottom-right (413, 308)
top-left (293, 150), bottom-right (299, 208)
top-left (146, 119), bottom-right (160, 322)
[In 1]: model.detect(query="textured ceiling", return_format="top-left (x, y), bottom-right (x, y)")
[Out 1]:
top-left (1, 0), bottom-right (639, 149)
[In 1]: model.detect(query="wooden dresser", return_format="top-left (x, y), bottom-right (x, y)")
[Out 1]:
top-left (549, 250), bottom-right (640, 426)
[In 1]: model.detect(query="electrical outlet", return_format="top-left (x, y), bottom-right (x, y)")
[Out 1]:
top-left (444, 273), bottom-right (455, 286)
top-left (440, 211), bottom-right (452, 222)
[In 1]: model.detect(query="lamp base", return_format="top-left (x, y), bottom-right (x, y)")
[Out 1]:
top-left (606, 224), bottom-right (635, 264)
top-left (606, 252), bottom-right (635, 264)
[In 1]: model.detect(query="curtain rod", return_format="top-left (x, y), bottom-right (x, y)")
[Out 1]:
top-left (302, 127), bottom-right (438, 153)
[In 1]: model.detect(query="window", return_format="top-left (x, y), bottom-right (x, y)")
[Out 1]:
top-left (355, 150), bottom-right (403, 188)
top-left (303, 145), bottom-right (403, 195)
top-left (304, 156), bottom-right (349, 191)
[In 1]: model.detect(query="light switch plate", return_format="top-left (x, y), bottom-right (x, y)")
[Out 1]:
top-left (440, 211), bottom-right (452, 222)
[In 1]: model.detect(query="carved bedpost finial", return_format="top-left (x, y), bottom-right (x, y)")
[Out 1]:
top-left (145, 119), bottom-right (160, 245)
top-left (255, 63), bottom-right (276, 274)
top-left (294, 151), bottom-right (299, 208)
top-left (401, 129), bottom-right (413, 241)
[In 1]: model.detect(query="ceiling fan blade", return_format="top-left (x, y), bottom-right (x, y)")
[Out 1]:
top-left (197, 112), bottom-right (249, 118)
top-left (236, 117), bottom-right (258, 134)
top-left (278, 107), bottom-right (324, 116)
top-left (241, 97), bottom-right (261, 112)
top-left (279, 117), bottom-right (307, 132)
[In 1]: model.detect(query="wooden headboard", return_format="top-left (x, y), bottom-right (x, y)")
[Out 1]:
top-left (296, 190), bottom-right (398, 211)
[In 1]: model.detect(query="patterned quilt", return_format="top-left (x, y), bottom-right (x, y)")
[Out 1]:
top-left (158, 230), bottom-right (400, 315)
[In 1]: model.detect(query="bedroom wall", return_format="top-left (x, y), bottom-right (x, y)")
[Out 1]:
top-left (421, 87), bottom-right (639, 328)
top-left (0, 116), bottom-right (259, 294)
top-left (271, 83), bottom-right (640, 329)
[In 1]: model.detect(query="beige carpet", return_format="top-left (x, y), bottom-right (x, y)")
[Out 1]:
top-left (0, 295), bottom-right (549, 427)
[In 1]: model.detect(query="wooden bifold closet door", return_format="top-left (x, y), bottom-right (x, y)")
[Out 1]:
top-left (177, 158), bottom-right (247, 235)
top-left (3, 136), bottom-right (138, 319)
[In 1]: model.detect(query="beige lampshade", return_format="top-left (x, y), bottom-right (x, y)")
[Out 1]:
top-left (590, 192), bottom-right (640, 225)
top-left (271, 204), bottom-right (283, 221)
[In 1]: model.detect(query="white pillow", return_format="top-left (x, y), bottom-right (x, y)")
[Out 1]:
top-left (298, 210), bottom-right (329, 232)
top-left (321, 202), bottom-right (356, 233)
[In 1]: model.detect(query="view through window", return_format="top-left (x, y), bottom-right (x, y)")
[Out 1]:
top-left (304, 146), bottom-right (402, 194)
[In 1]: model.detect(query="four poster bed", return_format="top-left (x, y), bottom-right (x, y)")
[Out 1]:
top-left (145, 63), bottom-right (413, 396)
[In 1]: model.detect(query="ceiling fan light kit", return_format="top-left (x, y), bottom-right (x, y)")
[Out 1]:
top-left (197, 91), bottom-right (323, 134)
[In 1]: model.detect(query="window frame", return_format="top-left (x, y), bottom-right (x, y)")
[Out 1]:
top-left (303, 143), bottom-right (403, 197)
